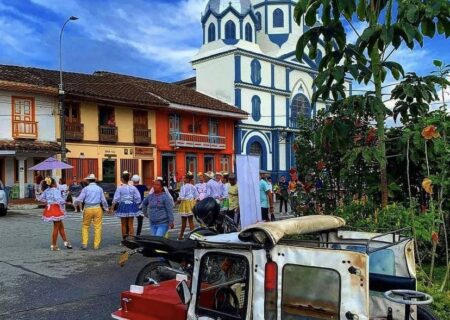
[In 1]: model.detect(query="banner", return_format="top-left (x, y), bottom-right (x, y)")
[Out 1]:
top-left (236, 155), bottom-right (261, 228)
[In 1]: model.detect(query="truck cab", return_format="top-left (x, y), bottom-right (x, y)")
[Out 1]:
top-left (112, 216), bottom-right (434, 320)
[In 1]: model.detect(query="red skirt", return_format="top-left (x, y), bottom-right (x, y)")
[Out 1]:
top-left (42, 204), bottom-right (65, 222)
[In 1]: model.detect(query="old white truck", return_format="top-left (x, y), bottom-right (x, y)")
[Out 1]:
top-left (112, 215), bottom-right (437, 320)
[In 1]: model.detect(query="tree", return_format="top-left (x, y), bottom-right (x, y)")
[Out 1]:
top-left (294, 0), bottom-right (450, 207)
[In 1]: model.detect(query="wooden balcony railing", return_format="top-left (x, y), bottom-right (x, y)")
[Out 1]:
top-left (65, 122), bottom-right (84, 141)
top-left (12, 120), bottom-right (38, 139)
top-left (134, 128), bottom-right (152, 145)
top-left (99, 125), bottom-right (118, 143)
top-left (169, 132), bottom-right (226, 149)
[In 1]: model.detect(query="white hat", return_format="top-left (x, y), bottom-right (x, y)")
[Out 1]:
top-left (204, 171), bottom-right (215, 179)
top-left (156, 176), bottom-right (164, 181)
top-left (131, 174), bottom-right (140, 182)
top-left (85, 173), bottom-right (97, 180)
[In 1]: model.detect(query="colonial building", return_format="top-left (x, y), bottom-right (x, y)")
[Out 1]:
top-left (0, 65), bottom-right (246, 191)
top-left (0, 69), bottom-right (62, 198)
top-left (186, 0), bottom-right (350, 179)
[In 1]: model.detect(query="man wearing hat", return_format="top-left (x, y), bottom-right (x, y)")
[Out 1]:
top-left (75, 174), bottom-right (109, 250)
top-left (204, 171), bottom-right (221, 202)
top-left (259, 170), bottom-right (273, 222)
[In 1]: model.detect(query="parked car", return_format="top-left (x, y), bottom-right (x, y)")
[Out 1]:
top-left (97, 182), bottom-right (117, 206)
top-left (112, 216), bottom-right (437, 320)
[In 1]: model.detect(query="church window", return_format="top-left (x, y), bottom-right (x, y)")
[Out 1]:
top-left (290, 93), bottom-right (311, 127)
top-left (245, 23), bottom-right (253, 42)
top-left (208, 23), bottom-right (216, 42)
top-left (273, 9), bottom-right (284, 28)
top-left (250, 59), bottom-right (261, 85)
top-left (256, 12), bottom-right (262, 30)
top-left (251, 96), bottom-right (261, 121)
top-left (225, 20), bottom-right (236, 39)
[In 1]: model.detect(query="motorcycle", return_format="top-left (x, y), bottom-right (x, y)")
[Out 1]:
top-left (120, 197), bottom-right (239, 286)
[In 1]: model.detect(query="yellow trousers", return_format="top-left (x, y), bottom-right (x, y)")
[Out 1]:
top-left (81, 207), bottom-right (103, 249)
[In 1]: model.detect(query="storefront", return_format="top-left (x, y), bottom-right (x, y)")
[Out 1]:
top-left (64, 143), bottom-right (155, 185)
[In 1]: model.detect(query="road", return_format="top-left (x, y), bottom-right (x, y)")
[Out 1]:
top-left (0, 208), bottom-right (185, 320)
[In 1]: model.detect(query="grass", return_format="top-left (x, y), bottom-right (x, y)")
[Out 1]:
top-left (417, 264), bottom-right (450, 319)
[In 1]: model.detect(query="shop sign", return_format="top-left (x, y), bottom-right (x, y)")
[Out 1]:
top-left (134, 147), bottom-right (153, 158)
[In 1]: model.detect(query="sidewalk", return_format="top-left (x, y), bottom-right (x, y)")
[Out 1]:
top-left (8, 198), bottom-right (40, 210)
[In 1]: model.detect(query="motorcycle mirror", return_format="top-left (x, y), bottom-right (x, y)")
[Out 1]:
top-left (176, 280), bottom-right (192, 305)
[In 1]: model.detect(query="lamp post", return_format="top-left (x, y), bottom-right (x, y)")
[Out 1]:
top-left (59, 16), bottom-right (78, 163)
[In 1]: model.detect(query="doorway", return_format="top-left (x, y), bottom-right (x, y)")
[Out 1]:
top-left (142, 160), bottom-right (154, 187)
top-left (102, 158), bottom-right (116, 183)
top-left (186, 155), bottom-right (197, 176)
top-left (162, 155), bottom-right (176, 186)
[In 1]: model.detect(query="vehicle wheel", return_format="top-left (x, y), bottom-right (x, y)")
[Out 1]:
top-left (417, 305), bottom-right (439, 320)
top-left (135, 260), bottom-right (171, 286)
top-left (0, 208), bottom-right (6, 217)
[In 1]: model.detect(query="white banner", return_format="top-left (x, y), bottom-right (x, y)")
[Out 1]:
top-left (236, 155), bottom-right (261, 228)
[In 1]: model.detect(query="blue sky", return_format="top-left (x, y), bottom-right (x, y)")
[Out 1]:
top-left (0, 0), bottom-right (448, 84)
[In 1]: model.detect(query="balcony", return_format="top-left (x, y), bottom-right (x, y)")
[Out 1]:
top-left (169, 132), bottom-right (226, 150)
top-left (134, 128), bottom-right (152, 145)
top-left (12, 120), bottom-right (38, 139)
top-left (65, 122), bottom-right (84, 141)
top-left (99, 125), bottom-right (118, 143)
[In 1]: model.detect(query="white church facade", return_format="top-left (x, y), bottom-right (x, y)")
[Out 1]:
top-left (190, 0), bottom-right (351, 178)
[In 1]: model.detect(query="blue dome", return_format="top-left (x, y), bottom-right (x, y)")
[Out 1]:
top-left (205, 0), bottom-right (253, 15)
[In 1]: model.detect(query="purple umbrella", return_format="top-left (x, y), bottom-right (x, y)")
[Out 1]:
top-left (29, 157), bottom-right (73, 171)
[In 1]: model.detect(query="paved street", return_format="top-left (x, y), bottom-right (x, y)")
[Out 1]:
top-left (0, 208), bottom-right (186, 320)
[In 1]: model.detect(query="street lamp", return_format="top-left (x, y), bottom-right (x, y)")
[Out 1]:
top-left (59, 16), bottom-right (78, 163)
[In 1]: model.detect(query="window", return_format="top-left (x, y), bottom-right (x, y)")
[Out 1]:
top-left (245, 23), bottom-right (253, 41)
top-left (369, 249), bottom-right (395, 276)
top-left (169, 114), bottom-right (181, 132)
top-left (12, 96), bottom-right (37, 138)
top-left (251, 96), bottom-right (261, 121)
top-left (282, 264), bottom-right (340, 319)
top-left (256, 12), bottom-right (262, 30)
top-left (99, 106), bottom-right (115, 126)
top-left (220, 156), bottom-right (230, 173)
top-left (186, 155), bottom-right (197, 176)
top-left (250, 59), bottom-right (261, 85)
top-left (273, 8), bottom-right (284, 28)
top-left (205, 155), bottom-right (215, 172)
top-left (291, 94), bottom-right (311, 127)
top-left (208, 118), bottom-right (219, 144)
top-left (196, 252), bottom-right (249, 319)
top-left (225, 20), bottom-right (236, 39)
top-left (64, 102), bottom-right (80, 123)
top-left (208, 23), bottom-right (216, 42)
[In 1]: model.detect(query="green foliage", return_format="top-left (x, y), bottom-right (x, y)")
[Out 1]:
top-left (417, 266), bottom-right (450, 319)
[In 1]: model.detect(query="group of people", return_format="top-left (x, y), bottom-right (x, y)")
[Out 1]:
top-left (38, 170), bottom-right (240, 251)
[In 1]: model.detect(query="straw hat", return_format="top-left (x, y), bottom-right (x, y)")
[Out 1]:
top-left (85, 173), bottom-right (97, 180)
top-left (204, 171), bottom-right (215, 179)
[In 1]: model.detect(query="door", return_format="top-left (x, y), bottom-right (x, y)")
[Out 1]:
top-left (133, 110), bottom-right (148, 128)
top-left (162, 155), bottom-right (176, 185)
top-left (102, 159), bottom-right (116, 183)
top-left (186, 155), bottom-right (197, 175)
top-left (257, 245), bottom-right (369, 320)
top-left (12, 97), bottom-right (36, 138)
top-left (142, 160), bottom-right (154, 187)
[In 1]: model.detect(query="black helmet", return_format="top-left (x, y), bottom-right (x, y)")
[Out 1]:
top-left (192, 197), bottom-right (220, 227)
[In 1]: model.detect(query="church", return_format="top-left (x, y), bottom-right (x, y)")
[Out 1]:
top-left (184, 0), bottom-right (347, 180)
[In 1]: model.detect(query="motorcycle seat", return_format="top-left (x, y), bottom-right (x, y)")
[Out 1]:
top-left (135, 236), bottom-right (196, 252)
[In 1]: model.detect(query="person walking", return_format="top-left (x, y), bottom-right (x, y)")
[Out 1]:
top-left (259, 171), bottom-right (273, 222)
top-left (267, 177), bottom-right (276, 221)
top-left (75, 174), bottom-right (108, 250)
top-left (40, 177), bottom-right (72, 251)
top-left (177, 172), bottom-right (198, 240)
top-left (195, 172), bottom-right (207, 201)
top-left (277, 175), bottom-right (289, 215)
top-left (110, 172), bottom-right (142, 240)
top-left (142, 179), bottom-right (175, 237)
top-left (131, 174), bottom-right (148, 236)
top-left (227, 173), bottom-right (239, 226)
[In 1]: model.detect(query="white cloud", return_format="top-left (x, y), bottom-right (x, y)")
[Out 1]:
top-left (28, 0), bottom-right (208, 79)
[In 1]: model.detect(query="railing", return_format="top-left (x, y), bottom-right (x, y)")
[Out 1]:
top-left (99, 125), bottom-right (118, 143)
top-left (134, 128), bottom-right (152, 145)
top-left (169, 132), bottom-right (226, 149)
top-left (65, 122), bottom-right (84, 141)
top-left (12, 120), bottom-right (38, 139)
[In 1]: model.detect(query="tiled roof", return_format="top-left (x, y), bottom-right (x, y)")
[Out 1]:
top-left (0, 65), bottom-right (247, 116)
top-left (0, 140), bottom-right (62, 153)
